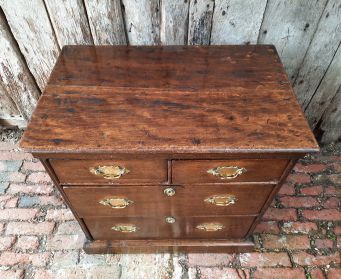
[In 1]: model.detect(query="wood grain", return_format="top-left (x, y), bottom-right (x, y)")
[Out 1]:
top-left (0, 11), bottom-right (40, 119)
top-left (122, 0), bottom-right (160, 45)
top-left (188, 0), bottom-right (214, 45)
top-left (294, 0), bottom-right (341, 108)
top-left (0, 0), bottom-right (60, 90)
top-left (0, 83), bottom-right (21, 121)
top-left (160, 0), bottom-right (190, 45)
top-left (258, 0), bottom-right (328, 83)
top-left (44, 0), bottom-right (93, 47)
top-left (305, 45), bottom-right (341, 129)
top-left (83, 0), bottom-right (126, 45)
top-left (211, 0), bottom-right (267, 45)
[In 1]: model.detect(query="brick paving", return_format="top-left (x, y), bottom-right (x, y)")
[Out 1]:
top-left (0, 141), bottom-right (340, 279)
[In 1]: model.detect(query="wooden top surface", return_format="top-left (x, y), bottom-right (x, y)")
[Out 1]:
top-left (20, 45), bottom-right (319, 154)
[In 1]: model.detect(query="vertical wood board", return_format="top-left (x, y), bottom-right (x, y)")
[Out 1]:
top-left (188, 0), bottom-right (215, 45)
top-left (161, 0), bottom-right (190, 45)
top-left (258, 0), bottom-right (327, 83)
top-left (0, 0), bottom-right (60, 90)
top-left (305, 44), bottom-right (341, 129)
top-left (211, 0), bottom-right (267, 45)
top-left (122, 0), bottom-right (160, 45)
top-left (294, 0), bottom-right (341, 108)
top-left (0, 12), bottom-right (40, 120)
top-left (44, 0), bottom-right (93, 47)
top-left (83, 0), bottom-right (126, 45)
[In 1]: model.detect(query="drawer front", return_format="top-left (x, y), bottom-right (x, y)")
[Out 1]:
top-left (50, 159), bottom-right (167, 185)
top-left (84, 216), bottom-right (255, 240)
top-left (64, 184), bottom-right (273, 217)
top-left (172, 159), bottom-right (288, 184)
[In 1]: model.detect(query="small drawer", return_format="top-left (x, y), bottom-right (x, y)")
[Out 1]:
top-left (50, 159), bottom-right (167, 185)
top-left (84, 216), bottom-right (255, 240)
top-left (64, 184), bottom-right (273, 217)
top-left (172, 159), bottom-right (288, 184)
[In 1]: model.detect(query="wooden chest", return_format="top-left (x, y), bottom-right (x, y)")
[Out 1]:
top-left (20, 45), bottom-right (319, 253)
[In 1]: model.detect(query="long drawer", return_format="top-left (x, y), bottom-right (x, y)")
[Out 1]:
top-left (50, 159), bottom-right (167, 185)
top-left (84, 216), bottom-right (255, 240)
top-left (64, 184), bottom-right (273, 217)
top-left (172, 159), bottom-right (288, 184)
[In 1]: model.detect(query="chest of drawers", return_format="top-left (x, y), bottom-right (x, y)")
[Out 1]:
top-left (20, 45), bottom-right (319, 253)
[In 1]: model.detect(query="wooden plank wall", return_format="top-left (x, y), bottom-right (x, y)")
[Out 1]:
top-left (0, 0), bottom-right (340, 143)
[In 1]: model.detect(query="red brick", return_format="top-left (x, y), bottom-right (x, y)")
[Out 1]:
top-left (47, 234), bottom-right (86, 250)
top-left (254, 221), bottom-right (279, 234)
top-left (198, 267), bottom-right (250, 279)
top-left (281, 222), bottom-right (317, 234)
top-left (292, 251), bottom-right (340, 266)
top-left (331, 162), bottom-right (341, 173)
top-left (45, 209), bottom-right (74, 221)
top-left (7, 183), bottom-right (53, 194)
top-left (0, 223), bottom-right (4, 233)
top-left (26, 172), bottom-right (52, 184)
top-left (0, 251), bottom-right (50, 267)
top-left (310, 268), bottom-right (325, 279)
top-left (263, 208), bottom-right (297, 221)
top-left (262, 235), bottom-right (310, 249)
top-left (325, 186), bottom-right (341, 196)
top-left (21, 160), bottom-right (45, 172)
top-left (294, 163), bottom-right (326, 173)
top-left (328, 268), bottom-right (341, 279)
top-left (0, 208), bottom-right (38, 221)
top-left (278, 183), bottom-right (295, 195)
top-left (280, 196), bottom-right (318, 208)
top-left (0, 236), bottom-right (16, 251)
top-left (239, 252), bottom-right (291, 267)
top-left (254, 268), bottom-right (305, 279)
top-left (16, 236), bottom-right (39, 250)
top-left (56, 221), bottom-right (83, 235)
top-left (33, 269), bottom-right (53, 279)
top-left (287, 173), bottom-right (311, 184)
top-left (0, 150), bottom-right (32, 160)
top-left (337, 237), bottom-right (340, 249)
top-left (6, 221), bottom-right (55, 235)
top-left (0, 142), bottom-right (18, 151)
top-left (300, 185), bottom-right (323, 196)
top-left (0, 270), bottom-right (24, 279)
top-left (315, 238), bottom-right (334, 249)
top-left (302, 209), bottom-right (341, 221)
top-left (0, 195), bottom-right (18, 208)
top-left (188, 253), bottom-right (234, 267)
top-left (0, 172), bottom-right (26, 183)
top-left (324, 197), bottom-right (340, 208)
top-left (335, 226), bottom-right (341, 235)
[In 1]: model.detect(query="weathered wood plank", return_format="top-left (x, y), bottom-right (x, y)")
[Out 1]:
top-left (0, 0), bottom-right (60, 90)
top-left (161, 0), bottom-right (190, 45)
top-left (258, 0), bottom-right (327, 83)
top-left (44, 0), bottom-right (93, 47)
top-left (294, 0), bottom-right (341, 108)
top-left (188, 0), bottom-right (214, 45)
top-left (0, 12), bottom-right (40, 120)
top-left (122, 0), bottom-right (160, 45)
top-left (211, 0), bottom-right (267, 45)
top-left (0, 83), bottom-right (22, 121)
top-left (305, 44), bottom-right (341, 129)
top-left (320, 86), bottom-right (341, 143)
top-left (83, 0), bottom-right (126, 45)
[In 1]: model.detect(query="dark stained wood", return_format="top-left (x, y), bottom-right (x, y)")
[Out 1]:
top-left (83, 238), bottom-right (255, 254)
top-left (84, 216), bottom-right (255, 240)
top-left (63, 184), bottom-right (274, 217)
top-left (172, 159), bottom-right (288, 184)
top-left (50, 158), bottom-right (167, 185)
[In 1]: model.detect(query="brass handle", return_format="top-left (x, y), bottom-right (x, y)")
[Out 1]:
top-left (204, 194), bottom-right (237, 206)
top-left (196, 223), bottom-right (224, 232)
top-left (111, 224), bottom-right (138, 233)
top-left (164, 187), bottom-right (175, 197)
top-left (207, 166), bottom-right (246, 180)
top-left (89, 165), bottom-right (130, 179)
top-left (165, 216), bottom-right (176, 223)
top-left (99, 197), bottom-right (134, 209)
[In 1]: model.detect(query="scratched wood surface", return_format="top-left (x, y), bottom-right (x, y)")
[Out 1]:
top-left (0, 0), bottom-right (340, 142)
top-left (20, 46), bottom-right (318, 153)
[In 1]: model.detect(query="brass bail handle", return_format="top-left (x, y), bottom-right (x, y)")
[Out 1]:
top-left (207, 166), bottom-right (246, 180)
top-left (111, 224), bottom-right (138, 233)
top-left (204, 194), bottom-right (237, 206)
top-left (196, 223), bottom-right (224, 232)
top-left (89, 165), bottom-right (130, 179)
top-left (99, 197), bottom-right (134, 209)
